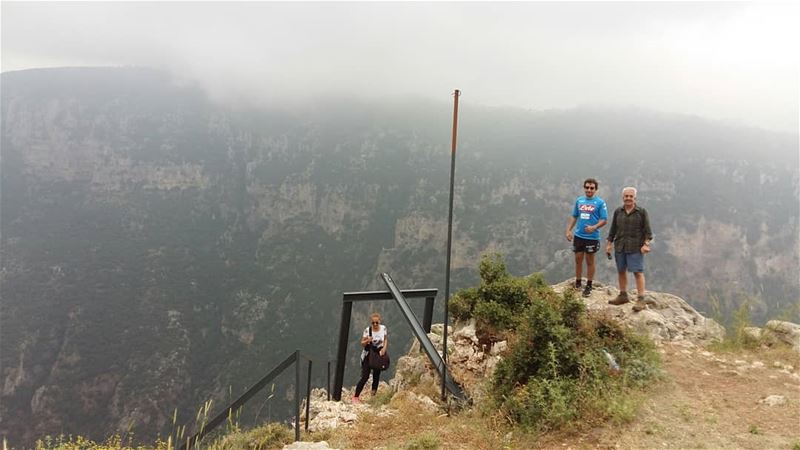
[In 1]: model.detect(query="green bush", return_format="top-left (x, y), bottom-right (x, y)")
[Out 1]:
top-left (450, 253), bottom-right (534, 332)
top-left (504, 377), bottom-right (578, 431)
top-left (451, 254), bottom-right (664, 432)
top-left (478, 253), bottom-right (508, 284)
top-left (449, 287), bottom-right (478, 322)
top-left (473, 300), bottom-right (517, 331)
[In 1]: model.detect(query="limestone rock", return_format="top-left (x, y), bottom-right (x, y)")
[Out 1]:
top-left (551, 280), bottom-right (725, 345)
top-left (758, 395), bottom-right (787, 406)
top-left (737, 320), bottom-right (800, 354)
top-left (301, 388), bottom-right (368, 432)
top-left (743, 327), bottom-right (763, 342)
top-left (387, 319), bottom-right (503, 406)
top-left (764, 321), bottom-right (800, 352)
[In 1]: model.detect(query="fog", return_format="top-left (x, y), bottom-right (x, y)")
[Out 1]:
top-left (2, 2), bottom-right (798, 132)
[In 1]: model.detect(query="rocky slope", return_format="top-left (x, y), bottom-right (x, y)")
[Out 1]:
top-left (296, 284), bottom-right (799, 449)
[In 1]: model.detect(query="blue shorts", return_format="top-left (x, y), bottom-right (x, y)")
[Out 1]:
top-left (615, 251), bottom-right (645, 273)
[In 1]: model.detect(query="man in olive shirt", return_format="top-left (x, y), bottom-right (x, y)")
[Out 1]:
top-left (605, 187), bottom-right (654, 312)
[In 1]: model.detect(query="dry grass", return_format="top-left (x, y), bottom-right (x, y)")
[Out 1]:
top-left (329, 394), bottom-right (542, 450)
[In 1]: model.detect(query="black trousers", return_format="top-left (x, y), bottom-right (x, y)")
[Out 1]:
top-left (354, 354), bottom-right (381, 396)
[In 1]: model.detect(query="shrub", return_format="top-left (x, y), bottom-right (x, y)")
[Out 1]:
top-left (504, 377), bottom-right (578, 431)
top-left (473, 300), bottom-right (516, 331)
top-left (404, 431), bottom-right (440, 450)
top-left (461, 254), bottom-right (663, 432)
top-left (449, 287), bottom-right (479, 322)
top-left (478, 253), bottom-right (507, 284)
top-left (449, 253), bottom-right (534, 331)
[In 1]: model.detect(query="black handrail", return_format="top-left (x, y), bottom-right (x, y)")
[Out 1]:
top-left (180, 350), bottom-right (309, 450)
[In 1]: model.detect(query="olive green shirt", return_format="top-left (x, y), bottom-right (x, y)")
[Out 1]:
top-left (607, 205), bottom-right (653, 253)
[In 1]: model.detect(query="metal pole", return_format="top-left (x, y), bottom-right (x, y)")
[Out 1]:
top-left (327, 361), bottom-right (331, 401)
top-left (442, 89), bottom-right (460, 401)
top-left (294, 350), bottom-right (300, 442)
top-left (305, 359), bottom-right (312, 432)
top-left (333, 300), bottom-right (352, 401)
top-left (423, 296), bottom-right (435, 333)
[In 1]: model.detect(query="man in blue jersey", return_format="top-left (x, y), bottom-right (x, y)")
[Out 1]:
top-left (565, 178), bottom-right (608, 297)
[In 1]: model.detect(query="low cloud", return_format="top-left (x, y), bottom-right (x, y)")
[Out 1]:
top-left (2, 2), bottom-right (797, 132)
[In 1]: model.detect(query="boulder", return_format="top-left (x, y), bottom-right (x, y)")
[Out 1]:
top-left (764, 320), bottom-right (800, 352)
top-left (551, 280), bottom-right (725, 345)
top-left (300, 388), bottom-right (367, 432)
top-left (758, 395), bottom-right (787, 406)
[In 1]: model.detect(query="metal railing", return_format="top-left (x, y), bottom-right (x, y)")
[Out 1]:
top-left (332, 287), bottom-right (437, 401)
top-left (179, 350), bottom-right (334, 450)
top-left (181, 280), bottom-right (448, 448)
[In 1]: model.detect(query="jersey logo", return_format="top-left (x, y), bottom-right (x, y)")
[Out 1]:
top-left (579, 204), bottom-right (596, 212)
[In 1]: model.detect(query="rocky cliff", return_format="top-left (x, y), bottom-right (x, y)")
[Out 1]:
top-left (1, 67), bottom-right (797, 445)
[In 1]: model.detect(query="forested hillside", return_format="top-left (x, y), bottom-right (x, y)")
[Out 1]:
top-left (1, 67), bottom-right (797, 445)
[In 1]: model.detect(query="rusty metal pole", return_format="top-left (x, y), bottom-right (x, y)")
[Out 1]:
top-left (442, 89), bottom-right (460, 401)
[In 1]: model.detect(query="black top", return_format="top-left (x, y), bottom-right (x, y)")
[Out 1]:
top-left (607, 205), bottom-right (653, 253)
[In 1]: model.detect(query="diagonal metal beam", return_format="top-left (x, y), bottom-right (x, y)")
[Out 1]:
top-left (380, 273), bottom-right (465, 400)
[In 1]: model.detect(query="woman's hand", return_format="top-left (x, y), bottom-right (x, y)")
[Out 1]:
top-left (379, 348), bottom-right (386, 356)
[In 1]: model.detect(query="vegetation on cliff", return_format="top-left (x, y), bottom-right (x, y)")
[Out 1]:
top-left (451, 254), bottom-right (661, 431)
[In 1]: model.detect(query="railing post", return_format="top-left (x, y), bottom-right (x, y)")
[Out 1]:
top-left (305, 359), bottom-right (312, 431)
top-left (423, 296), bottom-right (435, 333)
top-left (333, 300), bottom-right (352, 401)
top-left (327, 361), bottom-right (331, 401)
top-left (294, 350), bottom-right (300, 442)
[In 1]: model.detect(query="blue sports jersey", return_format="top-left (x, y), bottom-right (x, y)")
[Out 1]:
top-left (572, 195), bottom-right (608, 240)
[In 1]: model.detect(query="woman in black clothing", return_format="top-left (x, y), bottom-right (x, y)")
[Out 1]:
top-left (352, 312), bottom-right (388, 403)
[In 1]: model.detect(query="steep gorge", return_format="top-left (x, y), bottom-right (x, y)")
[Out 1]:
top-left (1, 67), bottom-right (797, 445)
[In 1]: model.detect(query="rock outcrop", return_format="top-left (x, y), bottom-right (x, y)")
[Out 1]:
top-left (744, 320), bottom-right (800, 353)
top-left (551, 280), bottom-right (726, 345)
top-left (302, 280), bottom-right (740, 433)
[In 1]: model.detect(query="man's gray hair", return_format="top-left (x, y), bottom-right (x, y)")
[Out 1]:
top-left (622, 186), bottom-right (637, 196)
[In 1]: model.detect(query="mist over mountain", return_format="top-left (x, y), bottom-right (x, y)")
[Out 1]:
top-left (1, 67), bottom-right (797, 445)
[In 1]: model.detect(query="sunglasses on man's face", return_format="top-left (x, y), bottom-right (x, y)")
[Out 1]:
top-left (584, 186), bottom-right (596, 190)
top-left (372, 321), bottom-right (380, 324)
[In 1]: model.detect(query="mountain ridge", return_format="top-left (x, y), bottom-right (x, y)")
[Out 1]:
top-left (1, 66), bottom-right (797, 445)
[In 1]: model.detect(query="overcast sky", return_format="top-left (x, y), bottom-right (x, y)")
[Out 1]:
top-left (2, 2), bottom-right (798, 132)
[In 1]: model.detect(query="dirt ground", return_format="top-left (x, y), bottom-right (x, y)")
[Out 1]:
top-left (333, 342), bottom-right (800, 450)
top-left (541, 342), bottom-right (800, 449)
